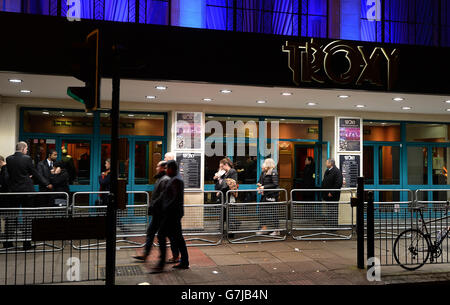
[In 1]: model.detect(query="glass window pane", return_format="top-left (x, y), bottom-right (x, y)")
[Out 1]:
top-left (135, 141), bottom-right (163, 185)
top-left (204, 142), bottom-right (226, 185)
top-left (407, 146), bottom-right (428, 185)
top-left (234, 142), bottom-right (257, 184)
top-left (100, 113), bottom-right (165, 136)
top-left (26, 138), bottom-right (57, 181)
top-left (363, 146), bottom-right (374, 184)
top-left (101, 140), bottom-right (129, 180)
top-left (61, 140), bottom-right (91, 185)
top-left (379, 146), bottom-right (400, 185)
top-left (265, 118), bottom-right (319, 140)
top-left (23, 110), bottom-right (93, 134)
top-left (205, 116), bottom-right (259, 139)
top-left (406, 123), bottom-right (450, 143)
top-left (363, 122), bottom-right (401, 141)
top-left (432, 147), bottom-right (449, 186)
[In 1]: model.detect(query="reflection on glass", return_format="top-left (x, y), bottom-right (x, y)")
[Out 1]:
top-left (61, 140), bottom-right (91, 185)
top-left (234, 142), bottom-right (257, 184)
top-left (363, 122), bottom-right (401, 142)
top-left (379, 146), bottom-right (400, 185)
top-left (406, 123), bottom-right (450, 143)
top-left (26, 138), bottom-right (56, 169)
top-left (101, 140), bottom-right (129, 179)
top-left (135, 141), bottom-right (163, 185)
top-left (23, 110), bottom-right (94, 135)
top-left (363, 146), bottom-right (374, 185)
top-left (432, 147), bottom-right (448, 186)
top-left (204, 142), bottom-right (226, 185)
top-left (265, 118), bottom-right (319, 141)
top-left (407, 146), bottom-right (428, 185)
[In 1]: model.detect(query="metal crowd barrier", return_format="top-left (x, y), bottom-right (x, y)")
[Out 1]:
top-left (181, 191), bottom-right (224, 246)
top-left (71, 191), bottom-right (150, 250)
top-left (364, 189), bottom-right (414, 240)
top-left (225, 189), bottom-right (289, 244)
top-left (0, 192), bottom-right (69, 253)
top-left (290, 188), bottom-right (355, 240)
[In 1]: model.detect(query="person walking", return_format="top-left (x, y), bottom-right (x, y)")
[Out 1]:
top-left (6, 142), bottom-right (51, 250)
top-left (256, 158), bottom-right (280, 236)
top-left (37, 149), bottom-right (57, 206)
top-left (152, 160), bottom-right (189, 273)
top-left (321, 158), bottom-right (343, 226)
top-left (133, 161), bottom-right (180, 263)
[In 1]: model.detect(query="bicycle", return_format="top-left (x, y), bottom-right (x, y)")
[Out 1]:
top-left (393, 201), bottom-right (450, 271)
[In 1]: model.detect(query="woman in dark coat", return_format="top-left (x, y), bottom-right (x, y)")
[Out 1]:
top-left (257, 158), bottom-right (280, 236)
top-left (302, 156), bottom-right (316, 201)
top-left (215, 158), bottom-right (238, 203)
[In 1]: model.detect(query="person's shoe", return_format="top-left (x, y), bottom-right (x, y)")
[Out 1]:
top-left (133, 255), bottom-right (148, 261)
top-left (22, 243), bottom-right (35, 251)
top-left (269, 231), bottom-right (280, 236)
top-left (3, 242), bottom-right (14, 249)
top-left (148, 265), bottom-right (164, 274)
top-left (166, 256), bottom-right (180, 264)
top-left (172, 263), bottom-right (189, 269)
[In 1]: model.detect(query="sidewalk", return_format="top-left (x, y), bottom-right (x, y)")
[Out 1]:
top-left (105, 238), bottom-right (450, 285)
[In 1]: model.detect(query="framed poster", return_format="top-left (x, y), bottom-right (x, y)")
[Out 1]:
top-left (338, 117), bottom-right (361, 152)
top-left (175, 112), bottom-right (202, 150)
top-left (339, 155), bottom-right (360, 188)
top-left (176, 152), bottom-right (202, 190)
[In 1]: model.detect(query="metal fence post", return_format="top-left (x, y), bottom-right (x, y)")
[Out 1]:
top-left (366, 191), bottom-right (374, 269)
top-left (356, 177), bottom-right (365, 269)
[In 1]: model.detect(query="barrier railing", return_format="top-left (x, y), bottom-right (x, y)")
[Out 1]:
top-left (290, 188), bottom-right (355, 240)
top-left (71, 191), bottom-right (150, 250)
top-left (364, 189), bottom-right (415, 240)
top-left (225, 189), bottom-right (289, 244)
top-left (181, 191), bottom-right (224, 246)
top-left (0, 192), bottom-right (69, 254)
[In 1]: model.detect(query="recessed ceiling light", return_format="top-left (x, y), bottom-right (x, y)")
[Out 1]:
top-left (393, 97), bottom-right (404, 102)
top-left (381, 122), bottom-right (387, 125)
top-left (446, 108), bottom-right (450, 112)
top-left (445, 100), bottom-right (450, 104)
top-left (402, 106), bottom-right (412, 110)
top-left (155, 86), bottom-right (167, 90)
top-left (281, 92), bottom-right (292, 96)
top-left (306, 102), bottom-right (317, 106)
top-left (20, 89), bottom-right (31, 94)
top-left (9, 79), bottom-right (22, 83)
top-left (128, 114), bottom-right (135, 117)
top-left (203, 98), bottom-right (213, 102)
top-left (220, 89), bottom-right (232, 94)
top-left (256, 100), bottom-right (267, 104)
top-left (338, 95), bottom-right (350, 99)
top-left (146, 95), bottom-right (156, 99)
top-left (86, 113), bottom-right (93, 116)
top-left (355, 105), bottom-right (366, 108)
top-left (280, 118), bottom-right (286, 121)
top-left (207, 116), bottom-right (214, 119)
top-left (61, 114), bottom-right (65, 117)
top-left (42, 111), bottom-right (49, 115)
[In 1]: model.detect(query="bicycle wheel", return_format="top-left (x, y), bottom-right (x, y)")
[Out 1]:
top-left (393, 229), bottom-right (430, 271)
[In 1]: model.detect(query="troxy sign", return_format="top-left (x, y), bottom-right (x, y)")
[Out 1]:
top-left (283, 39), bottom-right (399, 90)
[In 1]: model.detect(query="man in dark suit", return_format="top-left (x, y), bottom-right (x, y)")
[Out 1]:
top-left (37, 149), bottom-right (57, 206)
top-left (0, 155), bottom-right (14, 249)
top-left (6, 142), bottom-right (52, 250)
top-left (152, 160), bottom-right (189, 273)
top-left (321, 158), bottom-right (343, 226)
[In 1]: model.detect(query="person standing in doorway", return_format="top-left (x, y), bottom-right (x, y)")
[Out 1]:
top-left (321, 158), bottom-right (343, 226)
top-left (98, 158), bottom-right (111, 205)
top-left (302, 156), bottom-right (316, 201)
top-left (152, 160), bottom-right (189, 273)
top-left (37, 149), bottom-right (57, 206)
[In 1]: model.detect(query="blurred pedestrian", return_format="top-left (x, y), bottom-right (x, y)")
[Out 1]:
top-left (151, 160), bottom-right (189, 273)
top-left (133, 161), bottom-right (180, 263)
top-left (256, 158), bottom-right (280, 236)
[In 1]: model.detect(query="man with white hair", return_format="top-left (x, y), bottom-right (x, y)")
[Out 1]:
top-left (164, 152), bottom-right (176, 161)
